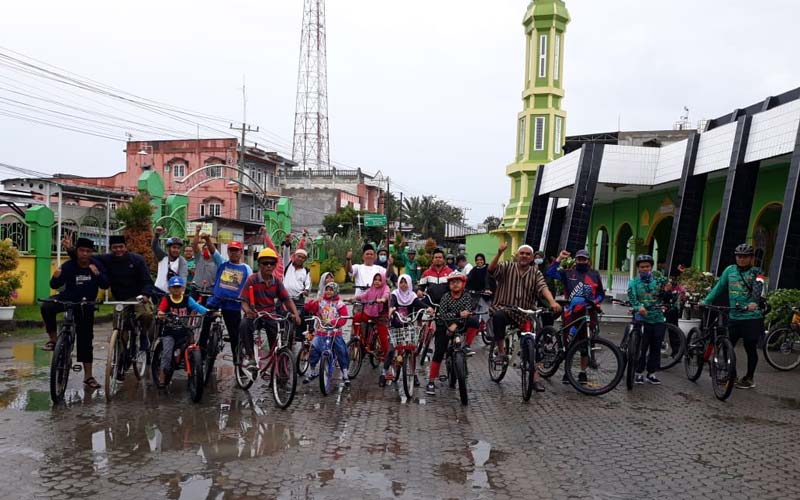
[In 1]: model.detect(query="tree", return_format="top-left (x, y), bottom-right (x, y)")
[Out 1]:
top-left (322, 206), bottom-right (385, 244)
top-left (483, 216), bottom-right (501, 232)
top-left (403, 195), bottom-right (465, 240)
top-left (115, 194), bottom-right (157, 272)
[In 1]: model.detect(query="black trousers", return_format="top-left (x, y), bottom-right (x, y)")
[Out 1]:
top-left (41, 300), bottom-right (95, 363)
top-left (200, 309), bottom-right (243, 355)
top-left (636, 323), bottom-right (666, 374)
top-left (432, 317), bottom-right (478, 363)
top-left (729, 317), bottom-right (764, 379)
top-left (238, 317), bottom-right (279, 358)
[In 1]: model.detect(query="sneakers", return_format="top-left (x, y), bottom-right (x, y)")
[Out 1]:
top-left (343, 377), bottom-right (351, 388)
top-left (303, 373), bottom-right (318, 385)
top-left (533, 381), bottom-right (546, 393)
top-left (425, 381), bottom-right (436, 395)
top-left (378, 374), bottom-right (386, 387)
top-left (735, 377), bottom-right (755, 389)
top-left (646, 374), bottom-right (661, 385)
top-left (464, 345), bottom-right (474, 357)
top-left (414, 375), bottom-right (421, 387)
top-left (577, 372), bottom-right (588, 385)
top-left (634, 374), bottom-right (645, 385)
top-left (561, 372), bottom-right (570, 385)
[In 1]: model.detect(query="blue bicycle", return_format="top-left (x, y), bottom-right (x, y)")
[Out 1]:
top-left (307, 316), bottom-right (352, 396)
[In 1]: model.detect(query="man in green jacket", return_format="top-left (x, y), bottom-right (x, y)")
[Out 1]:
top-left (627, 254), bottom-right (672, 385)
top-left (703, 243), bottom-right (765, 389)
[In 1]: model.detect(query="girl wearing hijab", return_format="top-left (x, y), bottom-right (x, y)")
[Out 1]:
top-left (383, 274), bottom-right (427, 387)
top-left (317, 272), bottom-right (335, 298)
top-left (352, 272), bottom-right (391, 386)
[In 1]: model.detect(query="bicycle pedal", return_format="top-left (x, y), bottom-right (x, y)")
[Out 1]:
top-left (71, 364), bottom-right (82, 372)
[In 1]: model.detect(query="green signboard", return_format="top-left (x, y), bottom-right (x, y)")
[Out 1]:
top-left (363, 214), bottom-right (387, 227)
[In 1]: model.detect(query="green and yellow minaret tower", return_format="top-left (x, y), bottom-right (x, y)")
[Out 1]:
top-left (496, 0), bottom-right (570, 250)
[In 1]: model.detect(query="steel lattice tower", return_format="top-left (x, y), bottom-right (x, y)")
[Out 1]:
top-left (292, 0), bottom-right (330, 170)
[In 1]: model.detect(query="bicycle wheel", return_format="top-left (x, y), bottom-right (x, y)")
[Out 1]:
top-left (368, 328), bottom-right (381, 369)
top-left (453, 350), bottom-right (468, 406)
top-left (203, 327), bottom-right (220, 387)
top-left (565, 336), bottom-right (623, 396)
top-left (132, 327), bottom-right (148, 381)
top-left (710, 337), bottom-right (736, 401)
top-left (319, 352), bottom-right (333, 396)
top-left (521, 338), bottom-right (535, 402)
top-left (296, 343), bottom-right (311, 375)
top-left (401, 352), bottom-right (416, 400)
top-left (50, 332), bottom-right (72, 404)
top-left (487, 340), bottom-right (509, 383)
top-left (347, 338), bottom-right (363, 379)
top-left (150, 339), bottom-right (163, 387)
top-left (272, 348), bottom-right (297, 409)
top-left (418, 327), bottom-right (434, 366)
top-left (684, 327), bottom-right (705, 382)
top-left (625, 329), bottom-right (640, 391)
top-left (762, 327), bottom-right (800, 371)
top-left (536, 326), bottom-right (562, 378)
top-left (187, 349), bottom-right (204, 403)
top-left (481, 319), bottom-right (494, 345)
top-left (234, 342), bottom-right (255, 390)
top-left (660, 323), bottom-right (686, 370)
top-left (105, 329), bottom-right (124, 402)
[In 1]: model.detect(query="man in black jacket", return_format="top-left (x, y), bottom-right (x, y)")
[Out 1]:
top-left (41, 238), bottom-right (109, 390)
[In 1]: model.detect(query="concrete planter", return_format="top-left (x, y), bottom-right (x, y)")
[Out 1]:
top-left (0, 306), bottom-right (16, 321)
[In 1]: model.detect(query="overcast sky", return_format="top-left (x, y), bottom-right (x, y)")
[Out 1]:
top-left (1, 0), bottom-right (799, 224)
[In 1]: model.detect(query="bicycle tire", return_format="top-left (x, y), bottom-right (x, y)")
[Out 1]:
top-left (521, 338), bottom-right (535, 402)
top-left (565, 336), bottom-right (623, 396)
top-left (536, 326), bottom-right (562, 378)
top-left (762, 327), bottom-right (800, 371)
top-left (50, 331), bottom-right (72, 404)
top-left (296, 343), bottom-right (311, 375)
top-left (626, 328), bottom-right (640, 391)
top-left (203, 327), bottom-right (220, 387)
top-left (319, 351), bottom-right (333, 396)
top-left (187, 349), bottom-right (204, 403)
top-left (711, 336), bottom-right (736, 401)
top-left (481, 319), bottom-right (494, 345)
top-left (660, 323), bottom-right (686, 370)
top-left (368, 327), bottom-right (381, 369)
top-left (347, 338), bottom-right (363, 379)
top-left (272, 348), bottom-right (297, 409)
top-left (150, 339), bottom-right (173, 388)
top-left (453, 350), bottom-right (468, 406)
top-left (418, 326), bottom-right (434, 366)
top-left (234, 342), bottom-right (255, 390)
top-left (401, 353), bottom-right (416, 400)
top-left (132, 328), bottom-right (148, 381)
top-left (487, 341), bottom-right (508, 383)
top-left (684, 327), bottom-right (705, 382)
top-left (105, 329), bottom-right (123, 402)
top-left (447, 354), bottom-right (456, 388)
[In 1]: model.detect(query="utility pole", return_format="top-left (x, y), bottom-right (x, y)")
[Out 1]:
top-left (231, 80), bottom-right (259, 221)
top-left (385, 176), bottom-right (390, 250)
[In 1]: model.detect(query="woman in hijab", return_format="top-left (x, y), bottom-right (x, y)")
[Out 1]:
top-left (389, 274), bottom-right (426, 327)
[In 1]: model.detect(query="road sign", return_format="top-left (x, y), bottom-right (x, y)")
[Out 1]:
top-left (362, 214), bottom-right (387, 227)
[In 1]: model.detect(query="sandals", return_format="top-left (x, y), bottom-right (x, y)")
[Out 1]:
top-left (41, 340), bottom-right (56, 351)
top-left (83, 377), bottom-right (101, 390)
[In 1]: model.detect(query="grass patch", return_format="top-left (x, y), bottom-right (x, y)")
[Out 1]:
top-left (13, 304), bottom-right (115, 321)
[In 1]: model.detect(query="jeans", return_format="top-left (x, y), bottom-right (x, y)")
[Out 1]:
top-left (41, 300), bottom-right (95, 363)
top-left (309, 335), bottom-right (349, 371)
top-left (636, 322), bottom-right (666, 374)
top-left (729, 317), bottom-right (763, 380)
top-left (159, 332), bottom-right (188, 374)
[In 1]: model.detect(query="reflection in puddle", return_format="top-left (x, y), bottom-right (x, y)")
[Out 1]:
top-left (470, 440), bottom-right (491, 489)
top-left (91, 430), bottom-right (109, 473)
top-left (178, 474), bottom-right (212, 500)
top-left (434, 440), bottom-right (508, 491)
top-left (311, 467), bottom-right (407, 498)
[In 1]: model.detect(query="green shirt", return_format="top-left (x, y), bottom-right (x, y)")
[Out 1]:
top-left (627, 272), bottom-right (669, 324)
top-left (704, 265), bottom-right (764, 321)
top-left (401, 252), bottom-right (420, 284)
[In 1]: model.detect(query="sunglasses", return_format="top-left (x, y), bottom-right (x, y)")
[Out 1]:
top-left (259, 260), bottom-right (277, 267)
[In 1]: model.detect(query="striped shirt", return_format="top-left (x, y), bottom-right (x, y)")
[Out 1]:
top-left (490, 262), bottom-right (549, 324)
top-left (240, 272), bottom-right (290, 312)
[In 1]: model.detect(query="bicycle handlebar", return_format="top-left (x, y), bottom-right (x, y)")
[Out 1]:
top-left (306, 316), bottom-right (353, 333)
top-left (391, 309), bottom-right (426, 324)
top-left (38, 298), bottom-right (101, 306)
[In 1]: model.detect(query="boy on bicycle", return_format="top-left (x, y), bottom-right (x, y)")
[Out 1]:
top-left (302, 282), bottom-right (351, 387)
top-left (627, 254), bottom-right (672, 385)
top-left (155, 276), bottom-right (211, 388)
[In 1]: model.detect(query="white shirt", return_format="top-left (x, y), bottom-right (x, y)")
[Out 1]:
top-left (284, 263), bottom-right (311, 298)
top-left (459, 263), bottom-right (474, 275)
top-left (351, 264), bottom-right (385, 290)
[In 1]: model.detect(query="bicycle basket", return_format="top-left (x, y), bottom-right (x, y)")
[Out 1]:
top-left (389, 324), bottom-right (420, 347)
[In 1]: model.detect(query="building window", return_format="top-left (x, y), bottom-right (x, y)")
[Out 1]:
top-left (249, 206), bottom-right (262, 221)
top-left (517, 117), bottom-right (526, 157)
top-left (538, 34), bottom-right (547, 79)
top-left (207, 165), bottom-right (222, 178)
top-left (554, 117), bottom-right (563, 154)
top-left (109, 202), bottom-right (117, 211)
top-left (199, 204), bottom-right (206, 217)
top-left (209, 203), bottom-right (222, 217)
top-left (554, 34), bottom-right (561, 81)
top-left (172, 163), bottom-right (186, 178)
top-left (534, 117), bottom-right (545, 151)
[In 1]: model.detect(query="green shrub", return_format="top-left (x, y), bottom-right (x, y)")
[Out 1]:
top-left (766, 288), bottom-right (800, 326)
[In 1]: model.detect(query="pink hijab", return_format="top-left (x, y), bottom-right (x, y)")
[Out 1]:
top-left (356, 274), bottom-right (390, 317)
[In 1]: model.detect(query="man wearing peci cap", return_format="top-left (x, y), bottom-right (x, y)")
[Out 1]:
top-left (283, 248), bottom-right (311, 301)
top-left (41, 238), bottom-right (109, 390)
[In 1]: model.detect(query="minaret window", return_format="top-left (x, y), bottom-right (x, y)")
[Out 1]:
top-left (538, 34), bottom-right (548, 78)
top-left (555, 117), bottom-right (563, 154)
top-left (534, 117), bottom-right (545, 151)
top-left (517, 117), bottom-right (526, 157)
top-left (554, 34), bottom-right (561, 81)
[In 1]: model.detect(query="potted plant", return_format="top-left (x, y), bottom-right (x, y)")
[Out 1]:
top-left (319, 256), bottom-right (345, 283)
top-left (765, 288), bottom-right (800, 328)
top-left (0, 238), bottom-right (25, 320)
top-left (677, 267), bottom-right (718, 330)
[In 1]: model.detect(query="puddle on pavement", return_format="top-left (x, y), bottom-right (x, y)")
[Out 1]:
top-left (161, 474), bottom-right (220, 500)
top-left (310, 467), bottom-right (407, 498)
top-left (434, 440), bottom-right (508, 491)
top-left (766, 394), bottom-right (800, 410)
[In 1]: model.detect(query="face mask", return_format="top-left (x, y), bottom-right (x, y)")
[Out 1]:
top-left (534, 258), bottom-right (544, 265)
top-left (378, 255), bottom-right (387, 263)
top-left (576, 264), bottom-right (589, 273)
top-left (639, 271), bottom-right (652, 281)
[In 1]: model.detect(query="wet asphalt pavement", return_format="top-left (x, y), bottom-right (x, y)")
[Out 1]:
top-left (1, 323), bottom-right (799, 500)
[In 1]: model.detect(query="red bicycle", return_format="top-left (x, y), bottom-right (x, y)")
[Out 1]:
top-left (346, 300), bottom-right (387, 379)
top-left (416, 294), bottom-right (439, 366)
top-left (388, 310), bottom-right (424, 399)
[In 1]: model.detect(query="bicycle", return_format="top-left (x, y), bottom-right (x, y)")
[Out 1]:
top-left (614, 299), bottom-right (686, 374)
top-left (762, 306), bottom-right (800, 371)
top-left (535, 301), bottom-right (624, 396)
top-left (306, 315), bottom-right (353, 396)
top-left (235, 311), bottom-right (298, 409)
top-left (39, 298), bottom-right (101, 404)
top-left (346, 299), bottom-right (388, 379)
top-left (436, 315), bottom-right (470, 406)
top-left (416, 299), bottom-right (438, 366)
top-left (105, 296), bottom-right (150, 402)
top-left (388, 310), bottom-right (424, 400)
top-left (684, 303), bottom-right (738, 401)
top-left (487, 306), bottom-right (544, 402)
top-left (150, 313), bottom-right (205, 403)
top-left (195, 291), bottom-right (230, 387)
top-left (467, 290), bottom-right (494, 345)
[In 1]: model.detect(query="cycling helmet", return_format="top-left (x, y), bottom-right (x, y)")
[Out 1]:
top-left (168, 276), bottom-right (185, 288)
top-left (257, 248), bottom-right (279, 261)
top-left (165, 237), bottom-right (183, 247)
top-left (447, 271), bottom-right (467, 282)
top-left (734, 243), bottom-right (755, 256)
top-left (324, 282), bottom-right (340, 296)
top-left (636, 254), bottom-right (655, 265)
